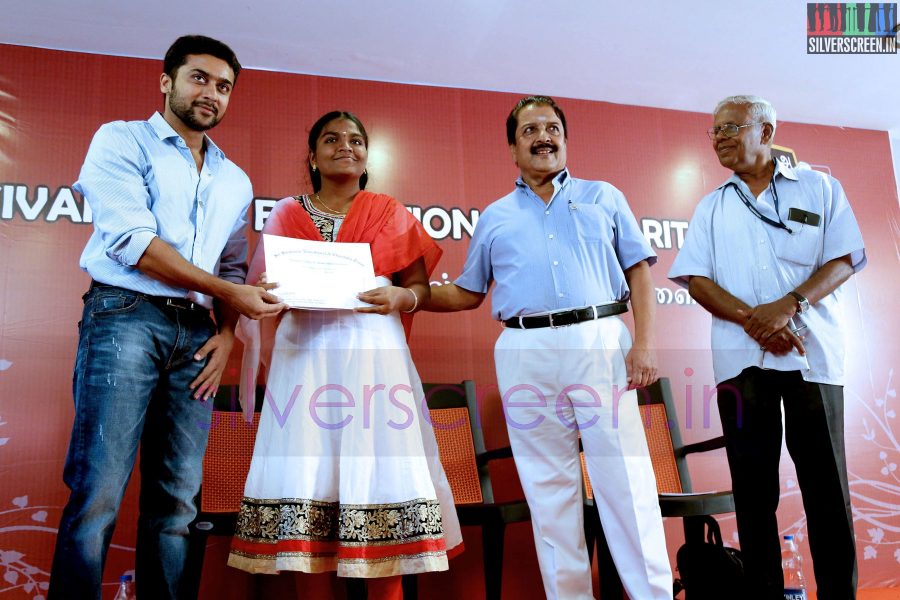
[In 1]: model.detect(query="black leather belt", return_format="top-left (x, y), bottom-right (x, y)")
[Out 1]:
top-left (89, 281), bottom-right (208, 312)
top-left (503, 302), bottom-right (628, 329)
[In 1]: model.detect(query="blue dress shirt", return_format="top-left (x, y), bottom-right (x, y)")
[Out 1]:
top-left (669, 160), bottom-right (866, 385)
top-left (456, 169), bottom-right (656, 320)
top-left (75, 112), bottom-right (252, 309)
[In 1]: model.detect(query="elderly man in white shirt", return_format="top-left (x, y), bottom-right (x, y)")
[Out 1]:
top-left (670, 95), bottom-right (864, 600)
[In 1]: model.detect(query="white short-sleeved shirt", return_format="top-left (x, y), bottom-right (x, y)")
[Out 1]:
top-left (669, 160), bottom-right (866, 385)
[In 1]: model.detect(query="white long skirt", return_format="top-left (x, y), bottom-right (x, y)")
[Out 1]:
top-left (228, 295), bottom-right (462, 578)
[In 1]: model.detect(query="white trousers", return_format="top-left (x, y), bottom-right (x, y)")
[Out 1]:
top-left (494, 316), bottom-right (672, 600)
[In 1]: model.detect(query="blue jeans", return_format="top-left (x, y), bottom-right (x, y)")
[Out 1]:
top-left (49, 284), bottom-right (215, 599)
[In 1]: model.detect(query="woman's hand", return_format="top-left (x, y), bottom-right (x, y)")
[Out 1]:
top-left (356, 286), bottom-right (417, 315)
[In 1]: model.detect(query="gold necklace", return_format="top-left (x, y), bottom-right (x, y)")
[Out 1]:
top-left (314, 192), bottom-right (349, 215)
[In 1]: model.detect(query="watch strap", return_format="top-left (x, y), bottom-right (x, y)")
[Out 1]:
top-left (788, 291), bottom-right (809, 313)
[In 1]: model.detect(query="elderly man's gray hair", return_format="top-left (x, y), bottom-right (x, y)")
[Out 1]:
top-left (714, 95), bottom-right (777, 136)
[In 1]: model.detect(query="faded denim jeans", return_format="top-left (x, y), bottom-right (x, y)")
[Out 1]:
top-left (50, 284), bottom-right (215, 599)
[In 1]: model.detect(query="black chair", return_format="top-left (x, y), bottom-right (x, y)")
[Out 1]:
top-left (582, 377), bottom-right (735, 596)
top-left (330, 381), bottom-right (534, 600)
top-left (397, 381), bottom-right (531, 600)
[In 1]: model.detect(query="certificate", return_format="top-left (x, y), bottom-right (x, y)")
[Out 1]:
top-left (263, 234), bottom-right (377, 310)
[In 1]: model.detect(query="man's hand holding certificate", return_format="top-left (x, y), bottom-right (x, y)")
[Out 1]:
top-left (263, 234), bottom-right (377, 310)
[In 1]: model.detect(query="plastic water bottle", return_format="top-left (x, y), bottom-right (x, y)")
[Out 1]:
top-left (782, 535), bottom-right (807, 600)
top-left (113, 574), bottom-right (136, 600)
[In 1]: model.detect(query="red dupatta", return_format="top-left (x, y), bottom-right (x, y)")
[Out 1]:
top-left (248, 190), bottom-right (441, 286)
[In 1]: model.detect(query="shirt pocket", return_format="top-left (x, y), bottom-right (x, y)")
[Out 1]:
top-left (773, 224), bottom-right (820, 266)
top-left (570, 204), bottom-right (613, 243)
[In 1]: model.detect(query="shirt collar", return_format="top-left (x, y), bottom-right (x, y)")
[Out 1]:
top-left (148, 112), bottom-right (226, 162)
top-left (515, 167), bottom-right (571, 192)
top-left (716, 156), bottom-right (798, 191)
top-left (773, 156), bottom-right (799, 181)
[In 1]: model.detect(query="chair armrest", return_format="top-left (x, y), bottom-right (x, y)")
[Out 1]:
top-left (658, 490), bottom-right (734, 517)
top-left (189, 512), bottom-right (239, 536)
top-left (476, 446), bottom-right (514, 466)
top-left (677, 435), bottom-right (727, 457)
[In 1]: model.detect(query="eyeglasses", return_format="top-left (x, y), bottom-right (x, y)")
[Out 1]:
top-left (707, 122), bottom-right (760, 140)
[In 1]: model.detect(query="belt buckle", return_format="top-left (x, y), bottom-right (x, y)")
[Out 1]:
top-left (552, 309), bottom-right (580, 328)
top-left (549, 311), bottom-right (574, 328)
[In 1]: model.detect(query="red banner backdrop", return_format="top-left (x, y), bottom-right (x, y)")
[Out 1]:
top-left (1, 44), bottom-right (898, 598)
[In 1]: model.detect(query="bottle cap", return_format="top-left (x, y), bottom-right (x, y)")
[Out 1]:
top-left (784, 535), bottom-right (794, 540)
top-left (119, 574), bottom-right (133, 582)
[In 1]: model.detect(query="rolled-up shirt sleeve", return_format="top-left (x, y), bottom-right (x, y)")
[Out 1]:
top-left (74, 122), bottom-right (158, 267)
top-left (216, 187), bottom-right (251, 284)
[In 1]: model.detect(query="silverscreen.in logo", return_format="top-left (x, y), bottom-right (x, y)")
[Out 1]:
top-left (807, 3), bottom-right (898, 54)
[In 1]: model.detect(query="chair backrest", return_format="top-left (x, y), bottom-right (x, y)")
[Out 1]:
top-left (636, 378), bottom-right (685, 494)
top-left (423, 381), bottom-right (484, 505)
top-left (200, 385), bottom-right (264, 513)
top-left (581, 378), bottom-right (685, 500)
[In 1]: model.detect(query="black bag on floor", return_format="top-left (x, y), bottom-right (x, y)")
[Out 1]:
top-left (673, 515), bottom-right (748, 599)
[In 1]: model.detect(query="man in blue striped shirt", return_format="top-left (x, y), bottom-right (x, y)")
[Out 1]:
top-left (423, 96), bottom-right (671, 600)
top-left (49, 35), bottom-right (284, 599)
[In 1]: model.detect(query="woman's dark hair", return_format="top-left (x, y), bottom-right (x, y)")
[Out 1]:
top-left (307, 111), bottom-right (369, 192)
top-left (163, 35), bottom-right (241, 82)
top-left (505, 95), bottom-right (568, 144)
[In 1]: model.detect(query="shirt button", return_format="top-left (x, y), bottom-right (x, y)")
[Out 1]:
top-left (558, 293), bottom-right (564, 298)
top-left (761, 265), bottom-right (768, 270)
top-left (545, 211), bottom-right (550, 215)
top-left (553, 261), bottom-right (559, 266)
top-left (759, 239), bottom-right (766, 245)
top-left (548, 234), bottom-right (554, 239)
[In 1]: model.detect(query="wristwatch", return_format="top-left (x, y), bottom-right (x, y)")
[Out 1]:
top-left (788, 291), bottom-right (809, 314)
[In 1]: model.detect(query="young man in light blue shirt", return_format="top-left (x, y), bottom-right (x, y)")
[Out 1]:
top-left (49, 35), bottom-right (284, 599)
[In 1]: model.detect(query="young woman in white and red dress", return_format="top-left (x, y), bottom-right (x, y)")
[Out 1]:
top-left (227, 111), bottom-right (463, 599)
